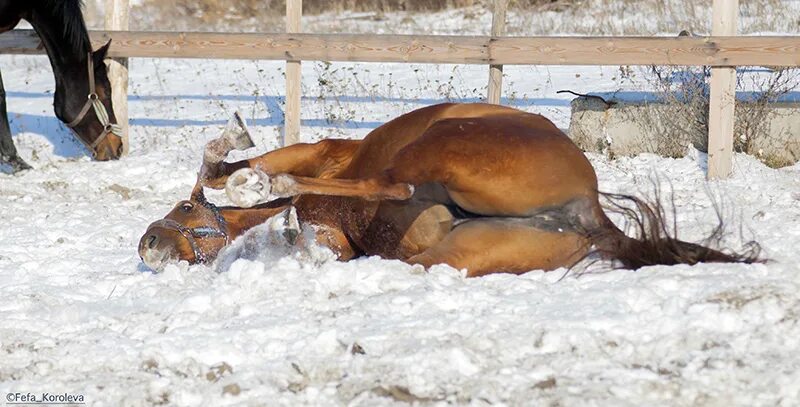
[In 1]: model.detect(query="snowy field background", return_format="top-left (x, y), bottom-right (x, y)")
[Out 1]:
top-left (2, 4), bottom-right (800, 406)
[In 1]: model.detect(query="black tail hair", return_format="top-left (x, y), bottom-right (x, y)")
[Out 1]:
top-left (587, 192), bottom-right (763, 269)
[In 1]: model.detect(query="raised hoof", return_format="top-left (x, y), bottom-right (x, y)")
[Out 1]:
top-left (230, 111), bottom-right (255, 150)
top-left (226, 168), bottom-right (271, 208)
top-left (203, 112), bottom-right (256, 167)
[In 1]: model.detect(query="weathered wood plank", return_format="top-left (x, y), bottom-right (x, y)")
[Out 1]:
top-left (0, 30), bottom-right (41, 54)
top-left (489, 36), bottom-right (799, 66)
top-left (89, 31), bottom-right (489, 63)
top-left (3, 30), bottom-right (797, 67)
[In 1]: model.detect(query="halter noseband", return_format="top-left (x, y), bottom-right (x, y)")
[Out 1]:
top-left (146, 199), bottom-right (230, 263)
top-left (64, 53), bottom-right (123, 155)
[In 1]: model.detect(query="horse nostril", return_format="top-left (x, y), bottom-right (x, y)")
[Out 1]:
top-left (147, 234), bottom-right (158, 249)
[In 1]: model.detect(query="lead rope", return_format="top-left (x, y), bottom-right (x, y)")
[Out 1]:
top-left (65, 53), bottom-right (123, 154)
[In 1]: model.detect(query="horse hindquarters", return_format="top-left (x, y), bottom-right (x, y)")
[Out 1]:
top-left (383, 117), bottom-right (600, 217)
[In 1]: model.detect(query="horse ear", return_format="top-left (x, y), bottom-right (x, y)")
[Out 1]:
top-left (190, 177), bottom-right (207, 203)
top-left (92, 39), bottom-right (112, 65)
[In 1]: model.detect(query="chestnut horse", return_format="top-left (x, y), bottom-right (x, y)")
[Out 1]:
top-left (0, 0), bottom-right (123, 172)
top-left (139, 103), bottom-right (758, 276)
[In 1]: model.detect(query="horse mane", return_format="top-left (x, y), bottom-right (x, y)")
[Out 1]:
top-left (42, 0), bottom-right (91, 56)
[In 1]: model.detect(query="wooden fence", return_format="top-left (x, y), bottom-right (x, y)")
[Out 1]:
top-left (1, 0), bottom-right (799, 178)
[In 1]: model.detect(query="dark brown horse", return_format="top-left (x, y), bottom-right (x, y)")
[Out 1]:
top-left (0, 0), bottom-right (122, 172)
top-left (139, 103), bottom-right (759, 276)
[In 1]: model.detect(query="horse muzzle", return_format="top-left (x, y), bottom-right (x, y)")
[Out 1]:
top-left (139, 245), bottom-right (175, 272)
top-left (138, 222), bottom-right (194, 271)
top-left (92, 132), bottom-right (124, 161)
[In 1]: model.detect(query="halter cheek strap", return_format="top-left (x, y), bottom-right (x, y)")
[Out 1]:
top-left (65, 53), bottom-right (123, 154)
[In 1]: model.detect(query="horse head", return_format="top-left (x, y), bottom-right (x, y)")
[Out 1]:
top-left (56, 40), bottom-right (124, 161)
top-left (139, 181), bottom-right (230, 271)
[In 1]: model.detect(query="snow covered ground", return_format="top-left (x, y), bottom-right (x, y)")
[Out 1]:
top-left (2, 37), bottom-right (800, 406)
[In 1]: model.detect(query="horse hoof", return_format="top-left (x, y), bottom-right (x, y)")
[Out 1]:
top-left (0, 156), bottom-right (32, 174)
top-left (229, 111), bottom-right (255, 150)
top-left (226, 168), bottom-right (271, 208)
top-left (13, 158), bottom-right (33, 172)
top-left (203, 112), bottom-right (255, 168)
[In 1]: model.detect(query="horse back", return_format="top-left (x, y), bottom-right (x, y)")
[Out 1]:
top-left (341, 103), bottom-right (558, 179)
top-left (352, 104), bottom-right (599, 216)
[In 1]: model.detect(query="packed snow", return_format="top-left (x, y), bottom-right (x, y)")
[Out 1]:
top-left (1, 36), bottom-right (800, 406)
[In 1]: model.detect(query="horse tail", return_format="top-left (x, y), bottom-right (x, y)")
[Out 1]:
top-left (577, 192), bottom-right (762, 269)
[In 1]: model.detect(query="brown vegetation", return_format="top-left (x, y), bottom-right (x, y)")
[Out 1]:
top-left (641, 66), bottom-right (799, 166)
top-left (144, 0), bottom-right (567, 16)
top-left (109, 0), bottom-right (800, 34)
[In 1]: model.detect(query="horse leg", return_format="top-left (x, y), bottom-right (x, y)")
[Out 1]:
top-left (203, 112), bottom-right (255, 165)
top-left (0, 68), bottom-right (32, 172)
top-left (198, 112), bottom-right (254, 185)
top-left (406, 218), bottom-right (589, 277)
top-left (202, 138), bottom-right (362, 190)
top-left (225, 169), bottom-right (414, 207)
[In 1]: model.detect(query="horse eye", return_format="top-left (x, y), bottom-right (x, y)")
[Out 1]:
top-left (181, 203), bottom-right (194, 212)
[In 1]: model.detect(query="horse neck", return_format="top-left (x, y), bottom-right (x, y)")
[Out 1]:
top-left (26, 1), bottom-right (92, 122)
top-left (220, 200), bottom-right (293, 239)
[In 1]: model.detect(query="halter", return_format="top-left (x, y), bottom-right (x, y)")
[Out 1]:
top-left (64, 53), bottom-right (123, 156)
top-left (146, 199), bottom-right (230, 263)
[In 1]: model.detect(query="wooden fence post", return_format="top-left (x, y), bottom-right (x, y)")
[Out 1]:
top-left (486, 0), bottom-right (507, 104)
top-left (105, 0), bottom-right (129, 155)
top-left (707, 0), bottom-right (738, 179)
top-left (284, 0), bottom-right (302, 146)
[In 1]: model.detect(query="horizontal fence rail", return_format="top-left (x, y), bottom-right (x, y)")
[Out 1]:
top-left (2, 29), bottom-right (798, 67)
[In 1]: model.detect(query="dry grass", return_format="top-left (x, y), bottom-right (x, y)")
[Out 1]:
top-left (145, 0), bottom-right (485, 19)
top-left (125, 0), bottom-right (486, 31)
top-left (84, 0), bottom-right (799, 34)
top-left (506, 0), bottom-right (797, 36)
top-left (637, 66), bottom-right (800, 166)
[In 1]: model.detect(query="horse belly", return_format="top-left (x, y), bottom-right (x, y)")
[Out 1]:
top-left (357, 199), bottom-right (455, 260)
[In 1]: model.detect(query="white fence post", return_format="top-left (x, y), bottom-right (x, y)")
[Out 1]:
top-left (707, 0), bottom-right (739, 179)
top-left (105, 0), bottom-right (129, 155)
top-left (486, 0), bottom-right (507, 104)
top-left (284, 0), bottom-right (302, 146)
